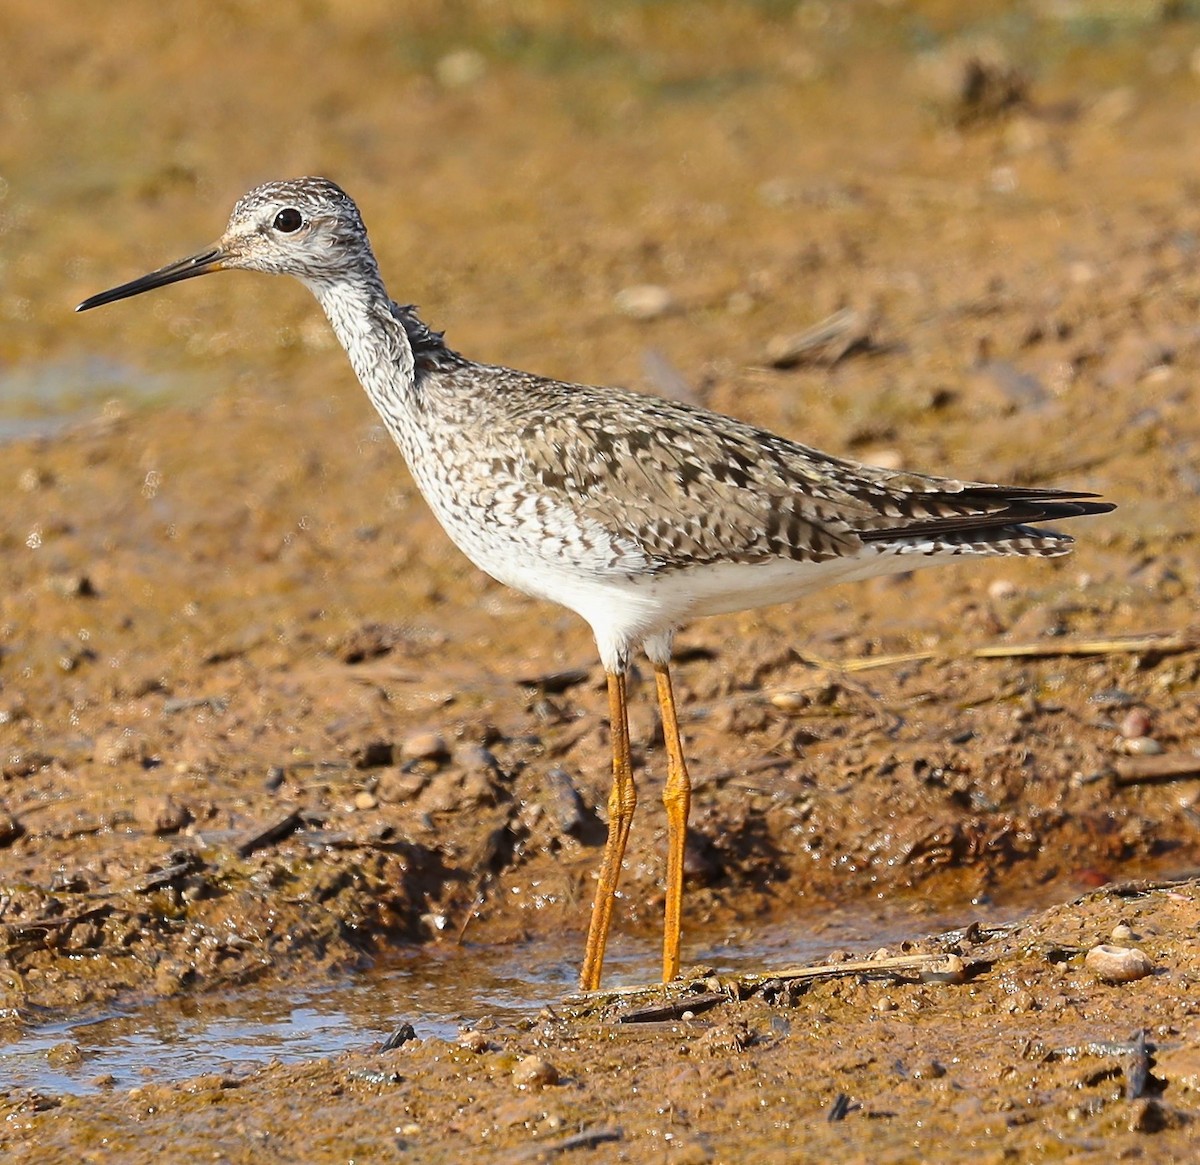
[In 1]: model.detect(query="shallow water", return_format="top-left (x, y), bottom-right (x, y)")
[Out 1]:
top-left (0, 356), bottom-right (191, 441)
top-left (0, 896), bottom-right (1029, 1097)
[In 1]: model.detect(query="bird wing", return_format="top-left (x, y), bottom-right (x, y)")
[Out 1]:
top-left (431, 364), bottom-right (1110, 572)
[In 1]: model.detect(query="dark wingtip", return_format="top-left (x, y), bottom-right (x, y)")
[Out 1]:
top-left (1039, 498), bottom-right (1116, 521)
top-left (858, 488), bottom-right (1116, 545)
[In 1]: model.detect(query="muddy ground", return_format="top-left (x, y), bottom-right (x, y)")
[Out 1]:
top-left (2, 1), bottom-right (1200, 1160)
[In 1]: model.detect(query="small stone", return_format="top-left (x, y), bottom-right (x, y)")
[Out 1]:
top-left (859, 448), bottom-right (902, 470)
top-left (1110, 922), bottom-right (1137, 943)
top-left (46, 1042), bottom-right (83, 1067)
top-left (137, 795), bottom-right (191, 835)
top-left (459, 1030), bottom-right (489, 1053)
top-left (1118, 736), bottom-right (1164, 756)
top-left (987, 578), bottom-right (1018, 600)
top-left (48, 573), bottom-right (97, 598)
top-left (512, 1055), bottom-right (559, 1088)
top-left (1119, 708), bottom-right (1152, 739)
top-left (614, 284), bottom-right (675, 321)
top-left (913, 1059), bottom-right (946, 1080)
top-left (376, 769), bottom-right (428, 802)
top-left (1084, 943), bottom-right (1154, 984)
top-left (419, 771), bottom-right (466, 814)
top-left (436, 48), bottom-right (487, 89)
top-left (699, 1021), bottom-right (751, 1055)
top-left (184, 1073), bottom-right (237, 1093)
top-left (400, 731), bottom-right (449, 763)
top-left (154, 962), bottom-right (187, 996)
top-left (491, 1097), bottom-right (546, 1128)
top-left (353, 791), bottom-right (378, 811)
top-left (18, 466), bottom-right (55, 491)
top-left (458, 769), bottom-right (496, 807)
top-left (768, 690), bottom-right (809, 712)
top-left (95, 727), bottom-right (145, 766)
top-left (921, 954), bottom-right (967, 984)
top-left (1006, 989), bottom-right (1038, 1014)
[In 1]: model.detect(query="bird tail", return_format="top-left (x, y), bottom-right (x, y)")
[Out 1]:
top-left (854, 490), bottom-right (1114, 559)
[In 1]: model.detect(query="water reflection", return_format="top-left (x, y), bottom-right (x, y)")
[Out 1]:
top-left (0, 897), bottom-right (1023, 1097)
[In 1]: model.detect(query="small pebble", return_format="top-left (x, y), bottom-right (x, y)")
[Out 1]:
top-left (859, 448), bottom-right (903, 470)
top-left (1119, 708), bottom-right (1152, 739)
top-left (95, 727), bottom-right (144, 766)
top-left (459, 1030), bottom-right (489, 1053)
top-left (137, 795), bottom-right (191, 835)
top-left (353, 791), bottom-right (378, 811)
top-left (614, 284), bottom-right (675, 321)
top-left (512, 1055), bottom-right (559, 1088)
top-left (46, 1042), bottom-right (83, 1067)
top-left (376, 769), bottom-right (428, 802)
top-left (1111, 922), bottom-right (1137, 943)
top-left (419, 771), bottom-right (467, 813)
top-left (987, 578), bottom-right (1017, 600)
top-left (48, 573), bottom-right (96, 598)
top-left (768, 690), bottom-right (809, 712)
top-left (1084, 943), bottom-right (1154, 984)
top-left (18, 466), bottom-right (55, 491)
top-left (1118, 736), bottom-right (1164, 756)
top-left (401, 731), bottom-right (449, 763)
top-left (183, 1073), bottom-right (237, 1093)
top-left (435, 48), bottom-right (486, 89)
top-left (1006, 989), bottom-right (1038, 1014)
top-left (921, 954), bottom-right (967, 984)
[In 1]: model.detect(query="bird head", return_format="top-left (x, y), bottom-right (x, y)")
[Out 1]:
top-left (77, 177), bottom-right (373, 311)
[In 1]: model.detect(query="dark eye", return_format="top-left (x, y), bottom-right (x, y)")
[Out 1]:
top-left (273, 208), bottom-right (303, 233)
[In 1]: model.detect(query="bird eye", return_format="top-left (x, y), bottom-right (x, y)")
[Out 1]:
top-left (273, 208), bottom-right (304, 233)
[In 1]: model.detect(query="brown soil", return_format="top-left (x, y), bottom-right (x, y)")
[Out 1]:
top-left (2, 2), bottom-right (1199, 1161)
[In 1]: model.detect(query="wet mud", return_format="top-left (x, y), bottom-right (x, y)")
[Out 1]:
top-left (2, 2), bottom-right (1200, 1160)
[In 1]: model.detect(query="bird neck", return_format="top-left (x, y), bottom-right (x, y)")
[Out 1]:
top-left (307, 273), bottom-right (421, 429)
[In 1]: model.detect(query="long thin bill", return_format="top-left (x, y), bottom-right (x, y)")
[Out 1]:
top-left (75, 247), bottom-right (225, 312)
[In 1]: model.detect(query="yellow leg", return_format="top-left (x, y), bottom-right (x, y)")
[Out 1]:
top-left (654, 660), bottom-right (691, 983)
top-left (579, 670), bottom-right (637, 992)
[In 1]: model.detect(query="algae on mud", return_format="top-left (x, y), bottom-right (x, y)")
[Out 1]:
top-left (2, 0), bottom-right (1200, 1161)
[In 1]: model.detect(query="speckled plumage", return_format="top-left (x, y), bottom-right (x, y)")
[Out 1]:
top-left (77, 177), bottom-right (1114, 989)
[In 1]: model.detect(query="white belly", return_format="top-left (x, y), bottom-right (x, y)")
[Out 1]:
top-left (399, 431), bottom-right (977, 670)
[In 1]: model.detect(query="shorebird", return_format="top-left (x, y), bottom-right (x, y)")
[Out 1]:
top-left (77, 178), bottom-right (1113, 991)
